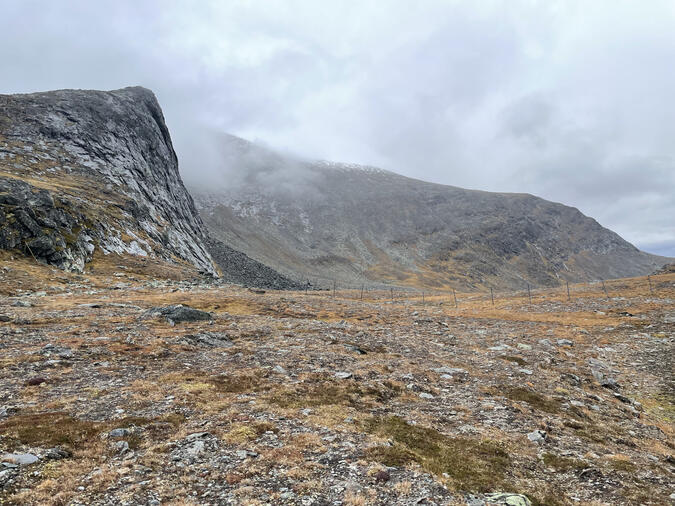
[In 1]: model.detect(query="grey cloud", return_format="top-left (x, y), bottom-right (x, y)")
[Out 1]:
top-left (1, 0), bottom-right (673, 256)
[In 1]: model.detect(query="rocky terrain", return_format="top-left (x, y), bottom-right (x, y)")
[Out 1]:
top-left (0, 87), bottom-right (217, 275)
top-left (0, 252), bottom-right (672, 505)
top-left (190, 135), bottom-right (671, 291)
top-left (0, 87), bottom-right (300, 290)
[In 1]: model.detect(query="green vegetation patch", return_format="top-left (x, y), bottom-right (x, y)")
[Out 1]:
top-left (542, 452), bottom-right (587, 472)
top-left (0, 412), bottom-right (102, 450)
top-left (502, 387), bottom-right (561, 414)
top-left (364, 416), bottom-right (509, 492)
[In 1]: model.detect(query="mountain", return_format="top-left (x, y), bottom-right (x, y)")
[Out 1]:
top-left (190, 134), bottom-right (671, 290)
top-left (0, 87), bottom-right (300, 288)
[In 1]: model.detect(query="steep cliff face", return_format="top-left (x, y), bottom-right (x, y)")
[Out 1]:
top-left (191, 135), bottom-right (671, 290)
top-left (0, 87), bottom-right (217, 274)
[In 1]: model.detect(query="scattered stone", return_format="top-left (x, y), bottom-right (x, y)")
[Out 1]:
top-left (433, 366), bottom-right (467, 376)
top-left (335, 371), bottom-right (353, 380)
top-left (25, 376), bottom-right (48, 386)
top-left (1, 453), bottom-right (39, 466)
top-left (419, 392), bottom-right (434, 399)
top-left (518, 369), bottom-right (533, 375)
top-left (527, 430), bottom-right (547, 445)
top-left (109, 428), bottom-right (131, 438)
top-left (273, 365), bottom-right (288, 375)
top-left (45, 448), bottom-right (71, 460)
top-left (557, 339), bottom-right (574, 346)
top-left (484, 493), bottom-right (532, 506)
top-left (145, 305), bottom-right (212, 323)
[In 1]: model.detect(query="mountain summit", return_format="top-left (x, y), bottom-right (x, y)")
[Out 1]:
top-left (191, 135), bottom-right (670, 290)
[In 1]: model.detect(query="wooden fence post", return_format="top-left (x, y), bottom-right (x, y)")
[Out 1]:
top-left (566, 280), bottom-right (571, 301)
top-left (490, 287), bottom-right (494, 306)
top-left (333, 280), bottom-right (336, 298)
top-left (648, 275), bottom-right (653, 295)
top-left (527, 283), bottom-right (532, 303)
top-left (453, 289), bottom-right (458, 308)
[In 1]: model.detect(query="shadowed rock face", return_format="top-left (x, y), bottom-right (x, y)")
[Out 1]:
top-left (0, 87), bottom-right (217, 274)
top-left (191, 135), bottom-right (672, 290)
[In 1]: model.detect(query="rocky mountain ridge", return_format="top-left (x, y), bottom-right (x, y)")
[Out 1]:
top-left (0, 87), bottom-right (302, 289)
top-left (0, 86), bottom-right (217, 274)
top-left (191, 135), bottom-right (671, 291)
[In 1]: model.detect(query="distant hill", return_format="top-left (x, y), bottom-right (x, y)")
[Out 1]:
top-left (190, 134), bottom-right (671, 290)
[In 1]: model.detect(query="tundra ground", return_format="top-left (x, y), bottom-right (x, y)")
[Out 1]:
top-left (0, 254), bottom-right (673, 505)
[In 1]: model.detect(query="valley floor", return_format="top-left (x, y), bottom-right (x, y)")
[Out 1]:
top-left (0, 255), bottom-right (673, 505)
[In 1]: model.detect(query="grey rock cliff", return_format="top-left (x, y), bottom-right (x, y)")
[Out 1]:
top-left (0, 86), bottom-right (217, 274)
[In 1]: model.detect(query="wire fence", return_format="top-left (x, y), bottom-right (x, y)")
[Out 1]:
top-left (290, 272), bottom-right (674, 307)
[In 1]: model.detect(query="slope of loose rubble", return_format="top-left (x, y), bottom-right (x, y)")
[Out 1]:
top-left (0, 253), bottom-right (673, 505)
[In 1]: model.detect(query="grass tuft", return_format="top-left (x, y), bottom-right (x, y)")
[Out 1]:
top-left (364, 416), bottom-right (509, 492)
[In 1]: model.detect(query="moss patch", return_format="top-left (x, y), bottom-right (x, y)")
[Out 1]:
top-left (502, 387), bottom-right (561, 414)
top-left (542, 452), bottom-right (587, 472)
top-left (0, 412), bottom-right (102, 450)
top-left (364, 416), bottom-right (509, 492)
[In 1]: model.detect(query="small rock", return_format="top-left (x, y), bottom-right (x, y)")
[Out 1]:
top-left (0, 315), bottom-right (11, 322)
top-left (557, 339), bottom-right (574, 346)
top-left (484, 493), bottom-right (532, 506)
top-left (344, 344), bottom-right (367, 355)
top-left (518, 369), bottom-right (533, 375)
top-left (114, 441), bottom-right (130, 454)
top-left (273, 365), bottom-right (288, 375)
top-left (433, 366), bottom-right (467, 376)
top-left (45, 448), bottom-right (71, 460)
top-left (489, 345), bottom-right (510, 352)
top-left (25, 377), bottom-right (48, 386)
top-left (186, 441), bottom-right (205, 456)
top-left (527, 430), bottom-right (547, 445)
top-left (419, 392), bottom-right (434, 399)
top-left (1, 453), bottom-right (39, 465)
top-left (145, 305), bottom-right (212, 324)
top-left (335, 371), bottom-right (352, 380)
top-left (109, 428), bottom-right (130, 438)
top-left (374, 469), bottom-right (390, 483)
top-left (185, 432), bottom-right (210, 442)
top-left (516, 343), bottom-right (532, 351)
top-left (601, 378), bottom-right (620, 391)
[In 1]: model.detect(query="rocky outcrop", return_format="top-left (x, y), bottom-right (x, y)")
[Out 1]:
top-left (0, 87), bottom-right (217, 274)
top-left (191, 135), bottom-right (672, 290)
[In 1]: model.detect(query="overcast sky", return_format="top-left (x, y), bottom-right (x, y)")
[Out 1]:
top-left (1, 0), bottom-right (674, 256)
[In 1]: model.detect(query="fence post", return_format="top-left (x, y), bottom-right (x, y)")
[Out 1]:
top-left (648, 275), bottom-right (653, 295)
top-left (390, 288), bottom-right (394, 302)
top-left (566, 280), bottom-right (571, 301)
top-left (490, 287), bottom-right (494, 306)
top-left (527, 283), bottom-right (532, 303)
top-left (453, 289), bottom-right (458, 308)
top-left (360, 284), bottom-right (364, 301)
top-left (422, 291), bottom-right (425, 305)
top-left (333, 280), bottom-right (336, 299)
